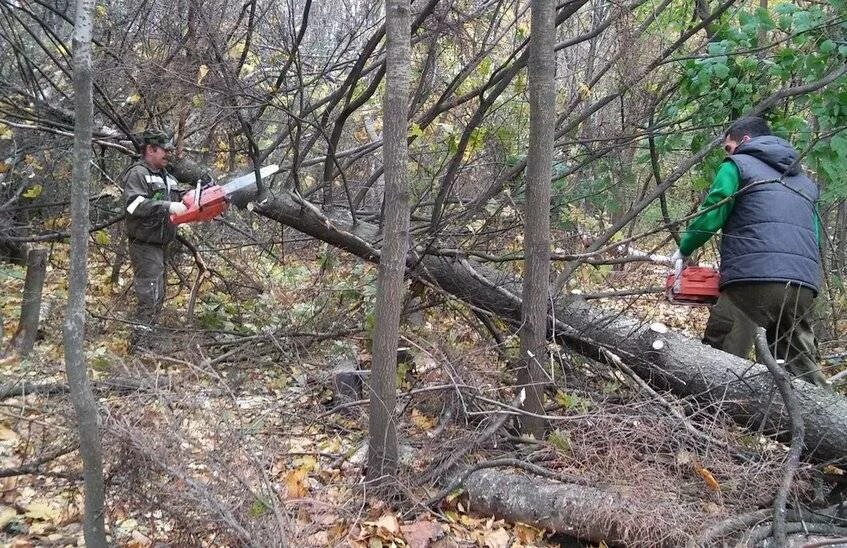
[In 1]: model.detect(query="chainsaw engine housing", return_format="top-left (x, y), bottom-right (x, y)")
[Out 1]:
top-left (666, 266), bottom-right (720, 305)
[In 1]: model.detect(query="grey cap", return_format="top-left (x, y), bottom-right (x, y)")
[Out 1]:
top-left (140, 129), bottom-right (175, 150)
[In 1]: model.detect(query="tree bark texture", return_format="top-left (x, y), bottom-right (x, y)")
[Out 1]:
top-left (517, 0), bottom-right (556, 438)
top-left (65, 0), bottom-right (108, 544)
top-left (459, 467), bottom-right (662, 546)
top-left (11, 247), bottom-right (47, 356)
top-left (366, 0), bottom-right (411, 482)
top-left (253, 190), bottom-right (847, 465)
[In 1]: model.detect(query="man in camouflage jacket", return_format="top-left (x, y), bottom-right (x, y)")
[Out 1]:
top-left (121, 129), bottom-right (187, 343)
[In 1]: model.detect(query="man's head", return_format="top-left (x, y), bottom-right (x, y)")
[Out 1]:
top-left (723, 116), bottom-right (772, 155)
top-left (140, 129), bottom-right (174, 169)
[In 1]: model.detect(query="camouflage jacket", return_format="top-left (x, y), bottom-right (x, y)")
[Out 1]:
top-left (121, 160), bottom-right (182, 245)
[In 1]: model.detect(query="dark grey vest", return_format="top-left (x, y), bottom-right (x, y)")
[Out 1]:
top-left (720, 136), bottom-right (820, 293)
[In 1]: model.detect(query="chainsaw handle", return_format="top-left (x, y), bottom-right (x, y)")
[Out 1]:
top-left (672, 259), bottom-right (684, 294)
top-left (169, 184), bottom-right (229, 225)
top-left (169, 189), bottom-right (199, 225)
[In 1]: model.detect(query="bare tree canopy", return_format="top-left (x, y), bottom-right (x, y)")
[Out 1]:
top-left (0, 0), bottom-right (846, 545)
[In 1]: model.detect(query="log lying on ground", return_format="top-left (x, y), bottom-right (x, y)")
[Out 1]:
top-left (457, 467), bottom-right (674, 546)
top-left (252, 190), bottom-right (847, 464)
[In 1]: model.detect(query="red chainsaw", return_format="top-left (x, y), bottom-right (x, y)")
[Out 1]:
top-left (666, 264), bottom-right (720, 305)
top-left (169, 164), bottom-right (280, 225)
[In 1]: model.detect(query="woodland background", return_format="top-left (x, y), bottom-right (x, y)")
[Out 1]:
top-left (0, 0), bottom-right (846, 545)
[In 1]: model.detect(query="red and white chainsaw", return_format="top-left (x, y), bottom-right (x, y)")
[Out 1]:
top-left (170, 164), bottom-right (280, 225)
top-left (665, 261), bottom-right (720, 305)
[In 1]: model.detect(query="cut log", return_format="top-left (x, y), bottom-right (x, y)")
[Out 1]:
top-left (458, 467), bottom-right (678, 546)
top-left (252, 189), bottom-right (847, 464)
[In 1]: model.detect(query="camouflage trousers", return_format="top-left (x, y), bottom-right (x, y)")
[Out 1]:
top-left (703, 293), bottom-right (758, 359)
top-left (705, 283), bottom-right (827, 387)
top-left (128, 240), bottom-right (166, 329)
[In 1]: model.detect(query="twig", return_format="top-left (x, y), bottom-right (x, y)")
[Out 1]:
top-left (601, 348), bottom-right (751, 461)
top-left (801, 538), bottom-right (847, 548)
top-left (0, 443), bottom-right (79, 478)
top-left (744, 522), bottom-right (847, 546)
top-left (827, 368), bottom-right (847, 386)
top-left (583, 286), bottom-right (665, 300)
top-left (691, 509), bottom-right (771, 547)
top-left (754, 327), bottom-right (806, 547)
top-left (421, 389), bottom-right (526, 485)
top-left (0, 378), bottom-right (146, 400)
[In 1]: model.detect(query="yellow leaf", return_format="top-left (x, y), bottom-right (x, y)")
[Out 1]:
top-left (22, 185), bottom-right (42, 199)
top-left (125, 93), bottom-right (141, 105)
top-left (363, 513), bottom-right (400, 539)
top-left (319, 437), bottom-right (341, 453)
top-left (577, 82), bottom-right (592, 100)
top-left (513, 523), bottom-right (542, 544)
top-left (694, 464), bottom-right (721, 492)
top-left (0, 425), bottom-right (18, 441)
top-left (283, 468), bottom-right (309, 498)
top-left (0, 124), bottom-right (12, 140)
top-left (0, 506), bottom-right (17, 529)
top-left (483, 527), bottom-right (510, 548)
top-left (408, 122), bottom-right (424, 139)
top-left (196, 64), bottom-right (209, 85)
top-left (293, 455), bottom-right (316, 472)
top-left (410, 409), bottom-right (435, 431)
top-left (95, 4), bottom-right (107, 18)
top-left (25, 500), bottom-right (60, 522)
top-left (126, 530), bottom-right (152, 548)
top-left (93, 231), bottom-right (110, 245)
top-left (227, 41), bottom-right (245, 59)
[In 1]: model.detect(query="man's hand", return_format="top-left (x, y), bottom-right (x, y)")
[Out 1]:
top-left (670, 249), bottom-right (687, 294)
top-left (168, 201), bottom-right (188, 215)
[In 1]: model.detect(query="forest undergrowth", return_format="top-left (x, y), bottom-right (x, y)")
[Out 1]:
top-left (0, 233), bottom-right (844, 547)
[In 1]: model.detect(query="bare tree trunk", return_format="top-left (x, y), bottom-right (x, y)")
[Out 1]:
top-left (366, 0), bottom-right (411, 482)
top-left (757, 0), bottom-right (768, 52)
top-left (10, 247), bottom-right (47, 356)
top-left (517, 0), bottom-right (556, 438)
top-left (835, 199), bottom-right (846, 273)
top-left (64, 0), bottom-right (108, 544)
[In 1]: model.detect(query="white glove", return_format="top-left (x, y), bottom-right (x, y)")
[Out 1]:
top-left (168, 201), bottom-right (187, 215)
top-left (670, 249), bottom-right (686, 294)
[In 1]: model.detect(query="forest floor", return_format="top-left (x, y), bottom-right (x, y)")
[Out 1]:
top-left (0, 240), bottom-right (844, 547)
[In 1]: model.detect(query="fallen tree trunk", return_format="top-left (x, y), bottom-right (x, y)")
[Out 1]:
top-left (458, 467), bottom-right (672, 546)
top-left (252, 189), bottom-right (847, 464)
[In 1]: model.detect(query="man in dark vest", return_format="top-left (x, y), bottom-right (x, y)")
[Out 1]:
top-left (121, 129), bottom-right (187, 348)
top-left (672, 116), bottom-right (827, 386)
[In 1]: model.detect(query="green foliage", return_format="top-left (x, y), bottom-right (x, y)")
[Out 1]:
top-left (553, 390), bottom-right (592, 412)
top-left (657, 0), bottom-right (847, 202)
top-left (546, 429), bottom-right (572, 454)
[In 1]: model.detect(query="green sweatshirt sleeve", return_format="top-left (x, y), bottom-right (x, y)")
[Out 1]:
top-left (678, 161), bottom-right (740, 256)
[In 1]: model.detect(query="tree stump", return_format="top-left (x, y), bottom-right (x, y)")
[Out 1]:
top-left (10, 247), bottom-right (48, 356)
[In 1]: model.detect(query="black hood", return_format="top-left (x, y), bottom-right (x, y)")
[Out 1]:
top-left (733, 135), bottom-right (801, 176)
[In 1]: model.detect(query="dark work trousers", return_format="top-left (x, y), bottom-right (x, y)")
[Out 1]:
top-left (702, 292), bottom-right (757, 360)
top-left (722, 282), bottom-right (827, 387)
top-left (128, 240), bottom-right (166, 328)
